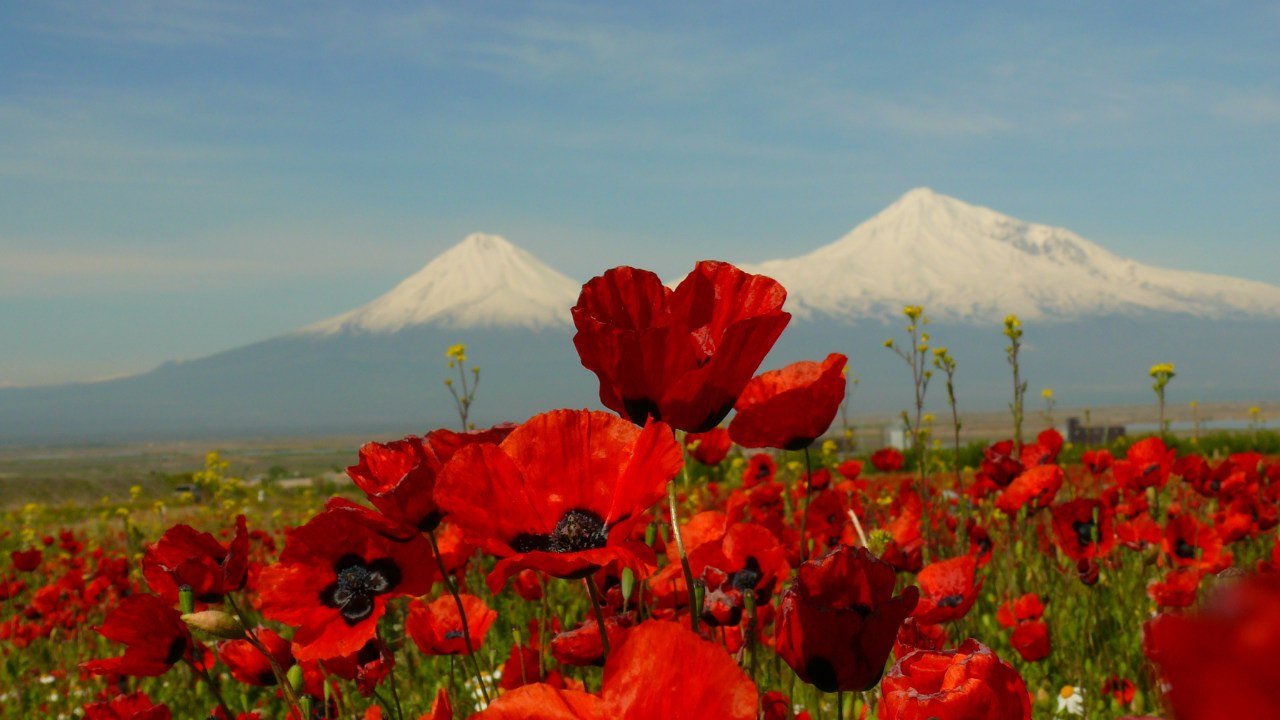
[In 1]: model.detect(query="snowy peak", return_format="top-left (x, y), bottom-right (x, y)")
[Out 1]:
top-left (304, 233), bottom-right (581, 334)
top-left (745, 188), bottom-right (1280, 323)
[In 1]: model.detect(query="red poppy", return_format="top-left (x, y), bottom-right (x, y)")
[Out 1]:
top-left (258, 499), bottom-right (435, 661)
top-left (996, 594), bottom-right (1044, 628)
top-left (10, 548), bottom-right (42, 573)
top-left (744, 453), bottom-right (777, 487)
top-left (405, 593), bottom-right (497, 656)
top-left (879, 639), bottom-right (1031, 720)
top-left (471, 683), bottom-right (604, 719)
top-left (347, 425), bottom-right (515, 532)
top-left (83, 594), bottom-right (191, 677)
top-left (975, 440), bottom-right (1023, 489)
top-left (1144, 572), bottom-right (1280, 719)
top-left (1009, 620), bottom-right (1051, 662)
top-left (571, 261), bottom-right (790, 433)
top-left (322, 638), bottom-right (394, 697)
top-left (995, 465), bottom-right (1063, 515)
top-left (1102, 676), bottom-right (1136, 705)
top-left (1020, 428), bottom-right (1063, 467)
top-left (870, 447), bottom-right (904, 473)
top-left (837, 459), bottom-right (863, 482)
top-left (83, 692), bottom-right (171, 720)
top-left (219, 627), bottom-right (293, 686)
top-left (728, 353), bottom-right (847, 450)
top-left (893, 618), bottom-right (948, 660)
top-left (550, 612), bottom-right (636, 667)
top-left (1147, 568), bottom-right (1205, 608)
top-left (912, 555), bottom-right (982, 625)
top-left (1162, 514), bottom-right (1226, 572)
top-left (967, 521), bottom-right (993, 567)
top-left (1082, 449), bottom-right (1114, 475)
top-left (685, 427), bottom-right (732, 466)
top-left (1114, 437), bottom-right (1175, 492)
top-left (1050, 499), bottom-right (1115, 562)
top-left (435, 409), bottom-right (683, 593)
top-left (776, 546), bottom-right (919, 692)
top-left (142, 515), bottom-right (249, 604)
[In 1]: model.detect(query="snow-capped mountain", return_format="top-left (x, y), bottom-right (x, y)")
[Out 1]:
top-left (745, 188), bottom-right (1280, 323)
top-left (305, 233), bottom-right (580, 334)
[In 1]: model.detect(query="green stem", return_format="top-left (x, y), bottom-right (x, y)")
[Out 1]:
top-left (584, 576), bottom-right (612, 657)
top-left (667, 474), bottom-right (700, 632)
top-left (427, 528), bottom-right (491, 704)
top-left (800, 446), bottom-right (815, 562)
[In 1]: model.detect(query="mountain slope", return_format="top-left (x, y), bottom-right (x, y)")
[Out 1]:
top-left (305, 233), bottom-right (580, 334)
top-left (744, 188), bottom-right (1280, 323)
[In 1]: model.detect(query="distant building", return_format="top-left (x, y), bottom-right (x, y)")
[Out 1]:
top-left (1066, 417), bottom-right (1125, 446)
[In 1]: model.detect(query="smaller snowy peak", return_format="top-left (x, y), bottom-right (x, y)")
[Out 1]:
top-left (744, 188), bottom-right (1280, 323)
top-left (303, 233), bottom-right (582, 334)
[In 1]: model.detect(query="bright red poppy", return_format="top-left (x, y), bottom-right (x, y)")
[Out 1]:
top-left (879, 639), bottom-right (1031, 720)
top-left (912, 554), bottom-right (982, 625)
top-left (995, 465), bottom-right (1064, 515)
top-left (776, 546), bottom-right (919, 692)
top-left (83, 594), bottom-right (191, 677)
top-left (83, 692), bottom-right (171, 720)
top-left (1009, 620), bottom-right (1051, 662)
top-left (435, 409), bottom-right (683, 593)
top-left (1162, 513), bottom-right (1226, 572)
top-left (218, 627), bottom-right (293, 686)
top-left (141, 515), bottom-right (249, 604)
top-left (1114, 437), bottom-right (1175, 492)
top-left (685, 427), bottom-right (732, 466)
top-left (871, 447), bottom-right (905, 473)
top-left (405, 593), bottom-right (497, 656)
top-left (744, 453), bottom-right (778, 487)
top-left (1050, 499), bottom-right (1115, 562)
top-left (1144, 572), bottom-right (1280, 719)
top-left (571, 261), bottom-right (790, 433)
top-left (258, 498), bottom-right (436, 661)
top-left (347, 425), bottom-right (515, 532)
top-left (728, 353), bottom-right (847, 450)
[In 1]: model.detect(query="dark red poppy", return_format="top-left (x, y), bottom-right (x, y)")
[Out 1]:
top-left (571, 261), bottom-right (791, 433)
top-left (83, 594), bottom-right (191, 677)
top-left (879, 639), bottom-right (1031, 720)
top-left (10, 548), bottom-right (42, 573)
top-left (219, 627), bottom-right (293, 686)
top-left (744, 453), bottom-right (777, 487)
top-left (1009, 620), bottom-right (1051, 662)
top-left (258, 499), bottom-right (435, 661)
top-left (347, 425), bottom-right (514, 532)
top-left (995, 465), bottom-right (1063, 515)
top-left (1147, 568), bottom-right (1204, 608)
top-left (1050, 499), bottom-right (1115, 562)
top-left (975, 440), bottom-right (1023, 489)
top-left (912, 554), bottom-right (982, 625)
top-left (967, 521), bottom-right (993, 567)
top-left (871, 447), bottom-right (904, 473)
top-left (728, 353), bottom-right (847, 450)
top-left (776, 546), bottom-right (919, 692)
top-left (882, 485), bottom-right (924, 574)
top-left (435, 409), bottom-right (683, 593)
top-left (837, 459), bottom-right (863, 482)
top-left (893, 617), bottom-right (948, 660)
top-left (83, 692), bottom-right (171, 720)
top-left (321, 638), bottom-right (394, 697)
top-left (405, 593), bottom-right (497, 656)
top-left (142, 515), bottom-right (249, 604)
top-left (1144, 572), bottom-right (1280, 719)
top-left (685, 427), bottom-right (732, 466)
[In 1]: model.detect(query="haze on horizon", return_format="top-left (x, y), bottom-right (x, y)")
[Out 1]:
top-left (2, 2), bottom-right (1278, 387)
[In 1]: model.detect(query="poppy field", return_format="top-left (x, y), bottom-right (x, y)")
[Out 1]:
top-left (3, 261), bottom-right (1279, 720)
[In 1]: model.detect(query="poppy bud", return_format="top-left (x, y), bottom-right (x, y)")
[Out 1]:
top-left (287, 664), bottom-right (304, 694)
top-left (620, 567), bottom-right (635, 606)
top-left (181, 610), bottom-right (246, 640)
top-left (178, 585), bottom-right (195, 615)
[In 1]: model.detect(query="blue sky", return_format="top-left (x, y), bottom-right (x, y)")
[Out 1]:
top-left (2, 1), bottom-right (1278, 386)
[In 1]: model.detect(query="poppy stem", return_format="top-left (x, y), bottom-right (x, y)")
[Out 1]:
top-left (837, 690), bottom-right (845, 720)
top-left (800, 446), bottom-right (815, 562)
top-left (668, 474), bottom-right (701, 632)
top-left (427, 528), bottom-right (492, 704)
top-left (584, 576), bottom-right (612, 657)
top-left (226, 592), bottom-right (303, 714)
top-left (186, 654), bottom-right (234, 720)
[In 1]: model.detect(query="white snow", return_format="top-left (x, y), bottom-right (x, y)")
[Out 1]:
top-left (302, 233), bottom-right (581, 334)
top-left (742, 187), bottom-right (1280, 323)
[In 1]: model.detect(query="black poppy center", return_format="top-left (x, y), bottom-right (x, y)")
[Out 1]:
top-left (321, 554), bottom-right (401, 626)
top-left (975, 536), bottom-right (993, 554)
top-left (164, 636), bottom-right (188, 666)
top-left (1174, 538), bottom-right (1197, 560)
top-left (805, 656), bottom-right (840, 693)
top-left (730, 556), bottom-right (763, 592)
top-left (937, 593), bottom-right (965, 608)
top-left (1072, 519), bottom-right (1097, 548)
top-left (511, 509), bottom-right (608, 555)
top-left (756, 463), bottom-right (772, 480)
